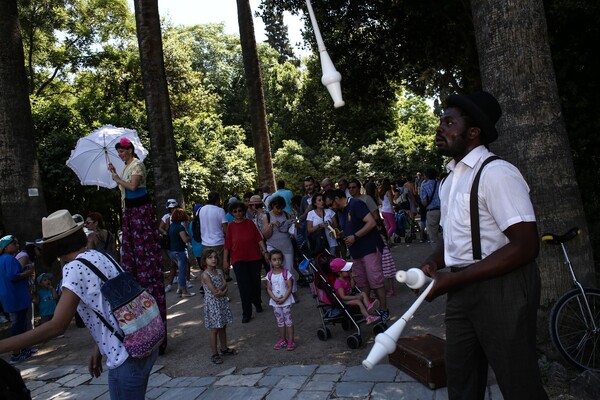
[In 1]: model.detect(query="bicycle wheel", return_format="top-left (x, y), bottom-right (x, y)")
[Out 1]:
top-left (549, 288), bottom-right (600, 371)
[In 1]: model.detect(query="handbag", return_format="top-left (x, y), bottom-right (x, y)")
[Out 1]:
top-left (76, 254), bottom-right (165, 358)
top-left (309, 229), bottom-right (329, 254)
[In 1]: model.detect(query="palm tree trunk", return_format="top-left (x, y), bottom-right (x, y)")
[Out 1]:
top-left (471, 0), bottom-right (594, 304)
top-left (132, 0), bottom-right (182, 209)
top-left (0, 0), bottom-right (47, 240)
top-left (236, 0), bottom-right (276, 191)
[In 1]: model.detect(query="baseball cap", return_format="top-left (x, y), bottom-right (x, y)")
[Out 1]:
top-left (330, 258), bottom-right (353, 273)
top-left (166, 199), bottom-right (178, 208)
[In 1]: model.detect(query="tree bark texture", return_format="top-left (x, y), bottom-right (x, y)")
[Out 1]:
top-left (237, 0), bottom-right (276, 191)
top-left (0, 0), bottom-right (47, 240)
top-left (133, 0), bottom-right (183, 210)
top-left (471, 0), bottom-right (594, 304)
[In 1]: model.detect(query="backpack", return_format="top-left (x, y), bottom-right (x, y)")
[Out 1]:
top-left (266, 268), bottom-right (289, 282)
top-left (76, 253), bottom-right (165, 359)
top-left (192, 209), bottom-right (202, 243)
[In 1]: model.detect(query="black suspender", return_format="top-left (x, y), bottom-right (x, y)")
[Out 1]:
top-left (470, 156), bottom-right (502, 260)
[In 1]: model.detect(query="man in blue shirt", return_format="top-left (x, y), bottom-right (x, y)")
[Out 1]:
top-left (324, 189), bottom-right (389, 321)
top-left (270, 180), bottom-right (294, 215)
top-left (0, 235), bottom-right (35, 363)
top-left (420, 168), bottom-right (441, 244)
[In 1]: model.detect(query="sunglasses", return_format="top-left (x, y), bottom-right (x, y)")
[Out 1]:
top-left (231, 209), bottom-right (244, 214)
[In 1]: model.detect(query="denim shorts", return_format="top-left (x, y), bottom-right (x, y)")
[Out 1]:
top-left (108, 349), bottom-right (158, 400)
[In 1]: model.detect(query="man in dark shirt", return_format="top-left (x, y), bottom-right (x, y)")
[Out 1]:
top-left (324, 189), bottom-right (389, 320)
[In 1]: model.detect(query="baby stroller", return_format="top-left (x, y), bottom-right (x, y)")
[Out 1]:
top-left (300, 251), bottom-right (388, 349)
top-left (394, 209), bottom-right (418, 243)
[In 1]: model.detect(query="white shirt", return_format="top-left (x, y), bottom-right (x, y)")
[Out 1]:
top-left (61, 250), bottom-right (129, 369)
top-left (199, 204), bottom-right (227, 246)
top-left (441, 145), bottom-right (536, 268)
top-left (307, 209), bottom-right (338, 249)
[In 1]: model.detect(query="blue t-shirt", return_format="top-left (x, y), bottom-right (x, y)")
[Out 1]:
top-left (420, 179), bottom-right (441, 210)
top-left (0, 254), bottom-right (31, 313)
top-left (169, 222), bottom-right (187, 252)
top-left (337, 198), bottom-right (383, 259)
top-left (187, 220), bottom-right (203, 257)
top-left (37, 288), bottom-right (57, 317)
top-left (271, 189), bottom-right (294, 214)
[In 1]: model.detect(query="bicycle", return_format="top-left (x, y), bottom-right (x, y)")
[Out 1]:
top-left (542, 227), bottom-right (600, 371)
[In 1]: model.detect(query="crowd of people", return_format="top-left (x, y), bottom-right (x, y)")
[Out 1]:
top-left (0, 90), bottom-right (549, 399)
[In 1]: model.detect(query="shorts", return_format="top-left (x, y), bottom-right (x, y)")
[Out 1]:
top-left (351, 250), bottom-right (384, 289)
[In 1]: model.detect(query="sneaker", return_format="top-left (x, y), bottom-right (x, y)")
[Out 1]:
top-left (189, 272), bottom-right (198, 280)
top-left (165, 284), bottom-right (173, 293)
top-left (366, 315), bottom-right (380, 325)
top-left (367, 299), bottom-right (380, 314)
top-left (186, 281), bottom-right (194, 288)
top-left (9, 350), bottom-right (32, 364)
top-left (286, 340), bottom-right (297, 351)
top-left (179, 292), bottom-right (196, 298)
top-left (0, 315), bottom-right (8, 324)
top-left (176, 288), bottom-right (182, 294)
top-left (26, 347), bottom-right (38, 354)
top-left (378, 310), bottom-right (390, 322)
top-left (273, 338), bottom-right (287, 349)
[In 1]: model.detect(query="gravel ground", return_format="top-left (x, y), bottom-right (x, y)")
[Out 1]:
top-left (4, 241), bottom-right (445, 376)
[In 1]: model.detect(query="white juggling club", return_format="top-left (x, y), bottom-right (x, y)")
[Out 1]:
top-left (305, 0), bottom-right (345, 108)
top-left (362, 269), bottom-right (434, 370)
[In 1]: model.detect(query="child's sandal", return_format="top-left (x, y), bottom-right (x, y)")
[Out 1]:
top-left (211, 353), bottom-right (223, 364)
top-left (220, 347), bottom-right (237, 356)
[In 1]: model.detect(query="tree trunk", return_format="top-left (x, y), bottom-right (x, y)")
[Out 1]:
top-left (132, 0), bottom-right (182, 210)
top-left (236, 0), bottom-right (276, 191)
top-left (0, 0), bottom-right (47, 240)
top-left (471, 0), bottom-right (594, 305)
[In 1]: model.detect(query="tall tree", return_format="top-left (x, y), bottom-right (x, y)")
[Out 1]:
top-left (0, 0), bottom-right (47, 239)
top-left (257, 0), bottom-right (296, 64)
top-left (132, 0), bottom-right (182, 208)
top-left (236, 0), bottom-right (276, 191)
top-left (472, 0), bottom-right (594, 304)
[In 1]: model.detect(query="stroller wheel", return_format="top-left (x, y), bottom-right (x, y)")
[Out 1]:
top-left (317, 328), bottom-right (331, 341)
top-left (347, 333), bottom-right (362, 349)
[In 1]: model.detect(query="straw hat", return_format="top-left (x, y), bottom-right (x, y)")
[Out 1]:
top-left (248, 195), bottom-right (263, 205)
top-left (41, 210), bottom-right (84, 243)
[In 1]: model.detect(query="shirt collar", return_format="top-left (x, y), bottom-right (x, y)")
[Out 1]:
top-left (446, 145), bottom-right (489, 173)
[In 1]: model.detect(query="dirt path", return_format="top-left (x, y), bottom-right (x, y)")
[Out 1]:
top-left (7, 242), bottom-right (445, 375)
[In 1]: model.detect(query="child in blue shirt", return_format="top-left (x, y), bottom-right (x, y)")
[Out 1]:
top-left (33, 273), bottom-right (58, 324)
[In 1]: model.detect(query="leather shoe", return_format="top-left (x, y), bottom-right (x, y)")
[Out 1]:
top-left (255, 304), bottom-right (263, 313)
top-left (242, 316), bottom-right (251, 323)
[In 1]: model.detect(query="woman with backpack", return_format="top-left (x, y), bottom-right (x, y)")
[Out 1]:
top-left (0, 210), bottom-right (158, 399)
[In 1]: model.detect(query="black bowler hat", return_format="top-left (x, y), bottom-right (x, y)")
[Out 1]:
top-left (445, 91), bottom-right (502, 144)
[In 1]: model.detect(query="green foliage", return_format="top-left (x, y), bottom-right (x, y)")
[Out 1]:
top-left (257, 0), bottom-right (297, 64)
top-left (272, 140), bottom-right (317, 193)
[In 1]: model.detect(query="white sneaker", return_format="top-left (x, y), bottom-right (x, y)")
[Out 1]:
top-left (165, 284), bottom-right (173, 293)
top-left (0, 315), bottom-right (8, 324)
top-left (186, 281), bottom-right (194, 289)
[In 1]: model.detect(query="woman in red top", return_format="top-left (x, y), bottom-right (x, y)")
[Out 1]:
top-left (223, 201), bottom-right (269, 323)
